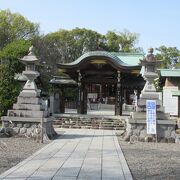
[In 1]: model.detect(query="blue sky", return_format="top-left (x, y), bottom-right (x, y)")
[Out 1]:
top-left (0, 0), bottom-right (180, 51)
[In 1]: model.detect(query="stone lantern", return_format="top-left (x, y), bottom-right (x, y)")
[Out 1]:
top-left (1, 46), bottom-right (57, 140)
top-left (20, 46), bottom-right (40, 97)
top-left (123, 48), bottom-right (176, 143)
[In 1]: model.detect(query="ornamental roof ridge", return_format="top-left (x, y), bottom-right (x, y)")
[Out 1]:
top-left (57, 50), bottom-right (141, 68)
top-left (111, 51), bottom-right (145, 56)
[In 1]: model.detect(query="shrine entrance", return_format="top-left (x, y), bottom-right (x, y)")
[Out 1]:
top-left (84, 83), bottom-right (116, 115)
top-left (57, 51), bottom-right (144, 115)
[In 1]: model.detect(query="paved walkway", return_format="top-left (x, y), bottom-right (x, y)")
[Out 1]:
top-left (0, 129), bottom-right (132, 180)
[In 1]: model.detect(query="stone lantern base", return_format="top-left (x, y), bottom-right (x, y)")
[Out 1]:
top-left (1, 95), bottom-right (57, 140)
top-left (124, 112), bottom-right (176, 143)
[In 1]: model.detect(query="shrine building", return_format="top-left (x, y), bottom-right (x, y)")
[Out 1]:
top-left (51, 51), bottom-right (145, 116)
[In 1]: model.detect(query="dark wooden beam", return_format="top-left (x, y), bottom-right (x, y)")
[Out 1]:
top-left (84, 70), bottom-right (116, 76)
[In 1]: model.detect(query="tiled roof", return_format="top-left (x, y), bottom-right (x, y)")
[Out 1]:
top-left (50, 76), bottom-right (77, 85)
top-left (159, 69), bottom-right (180, 77)
top-left (172, 90), bottom-right (180, 96)
top-left (58, 51), bottom-right (144, 69)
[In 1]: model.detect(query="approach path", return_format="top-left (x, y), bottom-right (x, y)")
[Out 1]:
top-left (0, 128), bottom-right (132, 180)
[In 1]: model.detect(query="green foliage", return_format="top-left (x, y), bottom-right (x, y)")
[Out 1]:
top-left (106, 29), bottom-right (139, 52)
top-left (0, 40), bottom-right (31, 116)
top-left (0, 40), bottom-right (31, 69)
top-left (64, 88), bottom-right (77, 100)
top-left (33, 28), bottom-right (105, 64)
top-left (0, 9), bottom-right (38, 116)
top-left (155, 46), bottom-right (180, 68)
top-left (0, 65), bottom-right (21, 116)
top-left (0, 9), bottom-right (39, 49)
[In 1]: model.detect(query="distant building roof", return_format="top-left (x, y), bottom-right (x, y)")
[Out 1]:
top-left (172, 90), bottom-right (180, 96)
top-left (159, 69), bottom-right (180, 77)
top-left (50, 76), bottom-right (77, 85)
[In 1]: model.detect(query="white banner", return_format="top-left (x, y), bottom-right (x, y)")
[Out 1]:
top-left (146, 100), bottom-right (156, 134)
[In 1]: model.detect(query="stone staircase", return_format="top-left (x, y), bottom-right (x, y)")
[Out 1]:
top-left (53, 115), bottom-right (126, 130)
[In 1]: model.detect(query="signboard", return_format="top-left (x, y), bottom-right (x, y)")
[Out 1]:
top-left (146, 100), bottom-right (156, 134)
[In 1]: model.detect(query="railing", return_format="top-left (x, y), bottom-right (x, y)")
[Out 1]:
top-left (65, 101), bottom-right (77, 109)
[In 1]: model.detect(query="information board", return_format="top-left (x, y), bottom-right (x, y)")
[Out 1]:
top-left (146, 100), bottom-right (156, 134)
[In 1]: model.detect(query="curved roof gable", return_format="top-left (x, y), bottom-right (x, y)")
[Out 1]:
top-left (57, 51), bottom-right (144, 70)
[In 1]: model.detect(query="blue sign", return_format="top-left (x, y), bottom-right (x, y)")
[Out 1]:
top-left (146, 100), bottom-right (156, 134)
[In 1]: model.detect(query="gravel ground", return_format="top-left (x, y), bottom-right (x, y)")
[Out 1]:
top-left (0, 137), bottom-right (47, 174)
top-left (118, 135), bottom-right (180, 180)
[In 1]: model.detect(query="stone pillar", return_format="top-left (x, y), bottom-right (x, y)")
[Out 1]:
top-left (115, 71), bottom-right (122, 115)
top-left (49, 94), bottom-right (54, 114)
top-left (53, 91), bottom-right (60, 113)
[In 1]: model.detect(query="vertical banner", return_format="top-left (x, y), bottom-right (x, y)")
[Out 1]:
top-left (146, 100), bottom-right (157, 134)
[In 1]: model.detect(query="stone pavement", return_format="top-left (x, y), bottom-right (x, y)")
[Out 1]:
top-left (0, 129), bottom-right (133, 180)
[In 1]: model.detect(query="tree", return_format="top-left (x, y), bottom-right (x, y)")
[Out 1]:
top-left (0, 9), bottom-right (39, 49)
top-left (34, 28), bottom-right (105, 63)
top-left (32, 28), bottom-right (106, 86)
top-left (0, 40), bottom-right (31, 116)
top-left (106, 29), bottom-right (139, 52)
top-left (0, 9), bottom-right (39, 116)
top-left (155, 46), bottom-right (180, 68)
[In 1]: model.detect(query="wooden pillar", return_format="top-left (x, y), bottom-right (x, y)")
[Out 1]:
top-left (178, 96), bottom-right (180, 118)
top-left (77, 70), bottom-right (82, 114)
top-left (115, 71), bottom-right (122, 115)
top-left (81, 83), bottom-right (87, 114)
top-left (123, 88), bottom-right (127, 104)
top-left (120, 86), bottom-right (123, 115)
top-left (59, 87), bottom-right (65, 113)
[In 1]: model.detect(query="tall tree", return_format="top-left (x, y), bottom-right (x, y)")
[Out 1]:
top-left (0, 40), bottom-right (31, 116)
top-left (0, 9), bottom-right (39, 49)
top-left (155, 46), bottom-right (180, 68)
top-left (0, 9), bottom-right (39, 116)
top-left (106, 29), bottom-right (139, 52)
top-left (33, 28), bottom-right (106, 76)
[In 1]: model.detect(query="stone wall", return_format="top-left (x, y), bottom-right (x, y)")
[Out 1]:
top-left (2, 118), bottom-right (56, 141)
top-left (124, 119), bottom-right (176, 143)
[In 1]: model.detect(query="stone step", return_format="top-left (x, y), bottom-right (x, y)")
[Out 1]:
top-left (13, 104), bottom-right (42, 111)
top-left (53, 117), bottom-right (125, 130)
top-left (17, 97), bottom-right (41, 104)
top-left (7, 110), bottom-right (47, 118)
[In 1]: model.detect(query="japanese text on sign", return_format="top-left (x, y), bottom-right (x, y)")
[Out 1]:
top-left (146, 100), bottom-right (156, 134)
